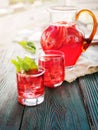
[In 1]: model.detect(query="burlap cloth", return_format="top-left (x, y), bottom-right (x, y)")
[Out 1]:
top-left (65, 42), bottom-right (98, 82)
top-left (14, 30), bottom-right (98, 83)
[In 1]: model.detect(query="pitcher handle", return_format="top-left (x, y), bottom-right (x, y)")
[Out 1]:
top-left (75, 9), bottom-right (97, 49)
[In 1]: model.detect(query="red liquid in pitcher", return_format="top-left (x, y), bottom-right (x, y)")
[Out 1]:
top-left (40, 22), bottom-right (84, 67)
top-left (59, 24), bottom-right (83, 66)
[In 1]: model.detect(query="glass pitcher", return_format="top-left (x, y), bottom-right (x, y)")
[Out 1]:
top-left (40, 6), bottom-right (97, 67)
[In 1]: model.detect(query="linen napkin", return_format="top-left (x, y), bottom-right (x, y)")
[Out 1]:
top-left (14, 30), bottom-right (98, 83)
top-left (65, 42), bottom-right (98, 82)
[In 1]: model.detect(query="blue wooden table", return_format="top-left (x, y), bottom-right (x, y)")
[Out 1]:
top-left (0, 45), bottom-right (98, 130)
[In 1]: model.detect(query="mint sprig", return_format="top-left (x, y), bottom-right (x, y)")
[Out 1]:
top-left (18, 41), bottom-right (36, 54)
top-left (11, 56), bottom-right (38, 72)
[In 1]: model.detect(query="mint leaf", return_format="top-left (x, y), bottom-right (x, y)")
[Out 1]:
top-left (24, 56), bottom-right (38, 70)
top-left (11, 56), bottom-right (38, 72)
top-left (18, 41), bottom-right (36, 54)
top-left (17, 56), bottom-right (30, 72)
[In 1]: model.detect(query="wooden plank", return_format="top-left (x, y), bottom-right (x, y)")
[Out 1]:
top-left (0, 48), bottom-right (24, 130)
top-left (0, 46), bottom-right (92, 129)
top-left (79, 73), bottom-right (98, 130)
top-left (20, 81), bottom-right (90, 130)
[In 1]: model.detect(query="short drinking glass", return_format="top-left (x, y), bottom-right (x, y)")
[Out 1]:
top-left (39, 50), bottom-right (65, 88)
top-left (16, 67), bottom-right (45, 106)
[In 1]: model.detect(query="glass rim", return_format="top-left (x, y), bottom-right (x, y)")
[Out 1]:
top-left (16, 67), bottom-right (45, 77)
top-left (40, 50), bottom-right (64, 56)
top-left (39, 50), bottom-right (65, 60)
top-left (48, 5), bottom-right (77, 12)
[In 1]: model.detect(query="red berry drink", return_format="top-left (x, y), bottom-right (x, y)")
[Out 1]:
top-left (16, 68), bottom-right (45, 106)
top-left (40, 22), bottom-right (84, 67)
top-left (59, 23), bottom-right (83, 66)
top-left (39, 50), bottom-right (65, 88)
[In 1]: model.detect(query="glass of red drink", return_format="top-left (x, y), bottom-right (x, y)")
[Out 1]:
top-left (38, 50), bottom-right (65, 88)
top-left (16, 67), bottom-right (45, 106)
